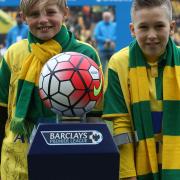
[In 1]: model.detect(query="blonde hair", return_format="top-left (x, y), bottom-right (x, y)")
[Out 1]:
top-left (131, 0), bottom-right (172, 22)
top-left (20, 0), bottom-right (67, 16)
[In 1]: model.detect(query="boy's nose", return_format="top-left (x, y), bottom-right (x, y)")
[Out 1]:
top-left (39, 14), bottom-right (48, 24)
top-left (147, 29), bottom-right (157, 39)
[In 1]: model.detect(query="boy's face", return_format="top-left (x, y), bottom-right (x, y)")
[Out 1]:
top-left (130, 6), bottom-right (175, 60)
top-left (24, 1), bottom-right (68, 41)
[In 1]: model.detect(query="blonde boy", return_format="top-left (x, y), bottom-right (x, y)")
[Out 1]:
top-left (0, 0), bottom-right (101, 179)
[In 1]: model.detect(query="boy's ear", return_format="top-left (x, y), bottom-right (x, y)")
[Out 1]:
top-left (129, 22), bottom-right (135, 37)
top-left (170, 20), bottom-right (176, 36)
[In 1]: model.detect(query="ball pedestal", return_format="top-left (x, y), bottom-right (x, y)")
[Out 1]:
top-left (28, 122), bottom-right (119, 180)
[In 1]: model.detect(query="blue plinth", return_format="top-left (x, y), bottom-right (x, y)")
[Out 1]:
top-left (28, 122), bottom-right (119, 180)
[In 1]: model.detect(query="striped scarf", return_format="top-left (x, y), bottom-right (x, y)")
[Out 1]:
top-left (10, 27), bottom-right (68, 136)
top-left (129, 38), bottom-right (180, 179)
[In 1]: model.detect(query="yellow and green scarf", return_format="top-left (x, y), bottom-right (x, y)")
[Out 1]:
top-left (129, 38), bottom-right (180, 179)
top-left (10, 27), bottom-right (67, 136)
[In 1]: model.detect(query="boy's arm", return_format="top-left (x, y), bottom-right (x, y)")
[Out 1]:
top-left (0, 56), bottom-right (10, 155)
top-left (113, 117), bottom-right (136, 178)
top-left (0, 106), bottom-right (7, 158)
top-left (103, 116), bottom-right (136, 178)
top-left (102, 56), bottom-right (136, 178)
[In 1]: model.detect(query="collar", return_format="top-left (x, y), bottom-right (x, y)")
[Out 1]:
top-left (146, 50), bottom-right (167, 68)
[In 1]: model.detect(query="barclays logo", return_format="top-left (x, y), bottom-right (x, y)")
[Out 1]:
top-left (41, 130), bottom-right (103, 145)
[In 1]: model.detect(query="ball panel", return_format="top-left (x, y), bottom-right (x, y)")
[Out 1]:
top-left (78, 57), bottom-right (90, 70)
top-left (89, 66), bottom-right (100, 80)
top-left (90, 79), bottom-right (101, 91)
top-left (75, 94), bottom-right (90, 108)
top-left (43, 99), bottom-right (52, 109)
top-left (52, 93), bottom-right (69, 106)
top-left (50, 76), bottom-right (59, 95)
top-left (60, 81), bottom-right (74, 96)
top-left (51, 100), bottom-right (68, 111)
top-left (86, 57), bottom-right (99, 68)
top-left (79, 70), bottom-right (92, 88)
top-left (39, 89), bottom-right (47, 100)
top-left (69, 55), bottom-right (83, 67)
top-left (71, 72), bottom-right (85, 90)
top-left (42, 74), bottom-right (51, 95)
top-left (69, 90), bottom-right (85, 105)
top-left (47, 58), bottom-right (58, 71)
top-left (85, 101), bottom-right (96, 112)
top-left (55, 61), bottom-right (74, 71)
top-left (39, 73), bottom-right (43, 89)
top-left (41, 65), bottom-right (51, 77)
top-left (55, 70), bottom-right (74, 81)
top-left (56, 54), bottom-right (71, 62)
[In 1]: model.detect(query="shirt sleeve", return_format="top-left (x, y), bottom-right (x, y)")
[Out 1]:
top-left (0, 57), bottom-right (11, 107)
top-left (113, 117), bottom-right (136, 178)
top-left (102, 68), bottom-right (128, 117)
top-left (102, 58), bottom-right (136, 178)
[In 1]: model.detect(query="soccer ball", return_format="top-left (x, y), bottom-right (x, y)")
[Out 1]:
top-left (39, 52), bottom-right (103, 117)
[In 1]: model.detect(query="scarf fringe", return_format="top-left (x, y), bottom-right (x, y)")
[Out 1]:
top-left (10, 117), bottom-right (34, 137)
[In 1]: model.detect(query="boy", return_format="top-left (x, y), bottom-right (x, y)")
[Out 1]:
top-left (102, 0), bottom-right (180, 179)
top-left (0, 0), bottom-right (102, 179)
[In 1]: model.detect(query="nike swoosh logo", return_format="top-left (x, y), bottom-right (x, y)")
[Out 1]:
top-left (93, 75), bottom-right (103, 96)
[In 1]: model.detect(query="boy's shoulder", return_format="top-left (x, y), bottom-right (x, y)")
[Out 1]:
top-left (75, 40), bottom-right (96, 52)
top-left (108, 46), bottom-right (129, 72)
top-left (7, 39), bottom-right (29, 53)
top-left (4, 39), bottom-right (29, 66)
top-left (109, 46), bottom-right (129, 64)
top-left (114, 46), bottom-right (129, 57)
top-left (72, 40), bottom-right (99, 58)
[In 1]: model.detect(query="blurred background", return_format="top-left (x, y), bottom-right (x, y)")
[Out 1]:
top-left (0, 0), bottom-right (179, 60)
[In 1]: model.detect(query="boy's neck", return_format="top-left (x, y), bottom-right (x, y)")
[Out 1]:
top-left (145, 56), bottom-right (159, 63)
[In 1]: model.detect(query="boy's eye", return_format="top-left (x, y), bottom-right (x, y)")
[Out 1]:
top-left (47, 11), bottom-right (56, 15)
top-left (139, 26), bottom-right (148, 29)
top-left (29, 12), bottom-right (39, 17)
top-left (156, 24), bottom-right (165, 29)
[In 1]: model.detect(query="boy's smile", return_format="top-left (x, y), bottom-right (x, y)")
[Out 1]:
top-left (130, 6), bottom-right (175, 61)
top-left (37, 26), bottom-right (53, 32)
top-left (24, 2), bottom-right (68, 41)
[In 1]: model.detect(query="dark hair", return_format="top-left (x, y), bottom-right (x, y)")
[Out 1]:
top-left (131, 0), bottom-right (172, 21)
